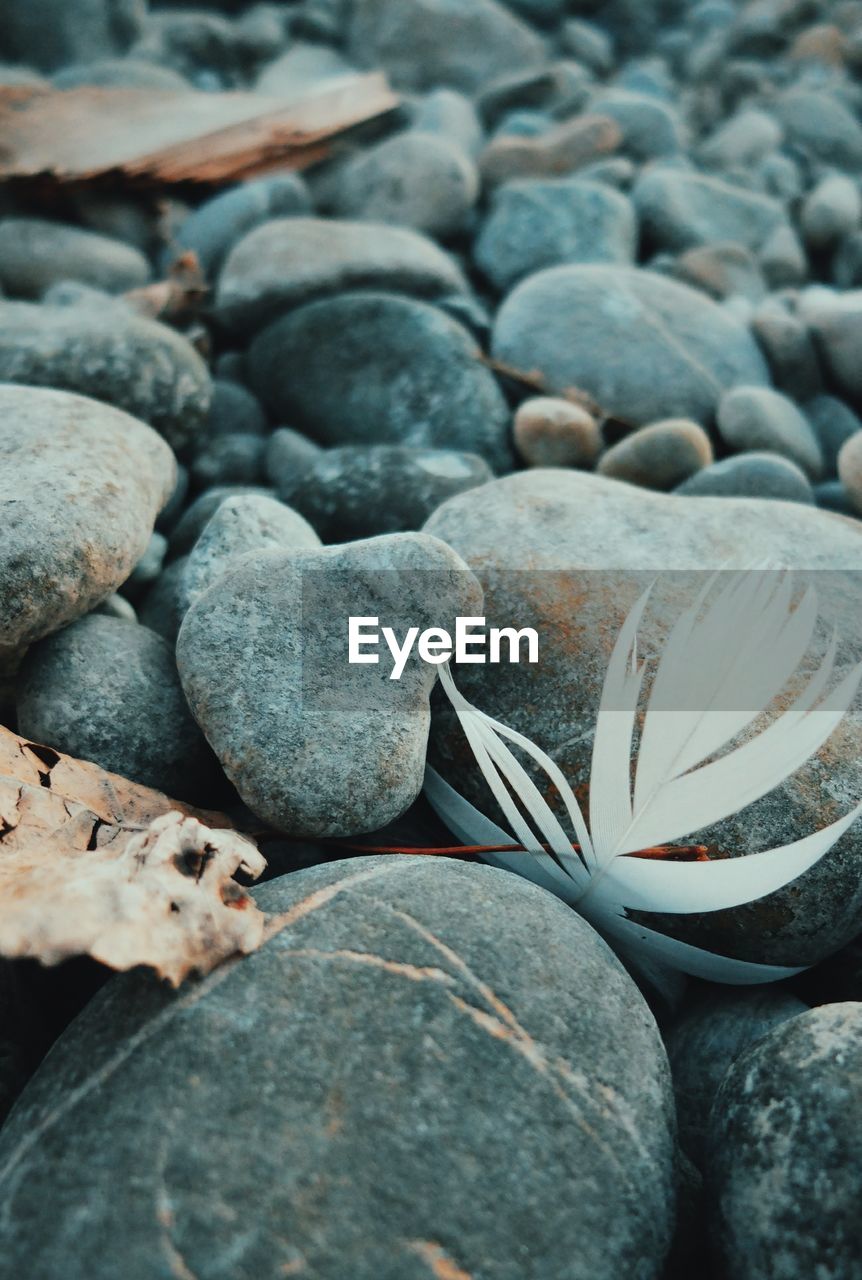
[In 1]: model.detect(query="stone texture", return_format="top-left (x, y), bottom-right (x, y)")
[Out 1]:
top-left (177, 533), bottom-right (483, 836)
top-left (478, 115), bottom-right (622, 188)
top-left (172, 175), bottom-right (311, 277)
top-left (492, 264), bottom-right (769, 426)
top-left (634, 169), bottom-right (787, 253)
top-left (16, 616), bottom-right (215, 799)
top-left (425, 469), bottom-right (862, 965)
top-left (597, 419), bottom-right (713, 490)
top-left (0, 855), bottom-right (676, 1280)
top-left (0, 385), bottom-right (175, 652)
top-left (248, 292), bottom-right (512, 471)
top-left (215, 217), bottom-right (468, 334)
top-left (0, 0), bottom-right (145, 71)
top-left (0, 219), bottom-right (150, 299)
top-left (837, 429), bottom-right (862, 515)
top-left (675, 453), bottom-right (815, 504)
top-left (717, 385), bottom-right (823, 479)
top-left (0, 300), bottom-right (212, 456)
top-left (513, 397), bottom-right (602, 468)
top-left (707, 1004), bottom-right (862, 1279)
top-left (801, 174), bottom-right (862, 251)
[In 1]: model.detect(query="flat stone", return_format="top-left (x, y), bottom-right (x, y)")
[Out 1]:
top-left (801, 174), bottom-right (862, 250)
top-left (634, 168), bottom-right (787, 253)
top-left (717, 385), bottom-right (823, 478)
top-left (707, 1004), bottom-right (862, 1278)
top-left (16, 616), bottom-right (216, 800)
top-left (424, 469), bottom-right (862, 965)
top-left (52, 56), bottom-right (190, 90)
top-left (676, 452), bottom-right (816, 504)
top-left (0, 855), bottom-right (676, 1279)
top-left (492, 264), bottom-right (769, 426)
top-left (589, 89), bottom-right (685, 159)
top-left (189, 434), bottom-right (266, 491)
top-left (256, 40), bottom-right (356, 94)
top-left (0, 300), bottom-right (212, 456)
top-left (0, 385), bottom-right (174, 652)
top-left (804, 395), bottom-right (862, 477)
top-left (248, 292), bottom-right (512, 471)
top-left (475, 177), bottom-right (636, 291)
top-left (804, 289), bottom-right (862, 406)
top-left (215, 217), bottom-right (468, 335)
top-left (0, 218), bottom-right (150, 298)
top-left (598, 419), bottom-right (713, 489)
top-left (167, 485), bottom-right (276, 558)
top-left (178, 533), bottom-right (482, 835)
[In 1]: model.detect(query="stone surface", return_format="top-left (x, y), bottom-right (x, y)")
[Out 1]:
top-left (189, 434), bottom-right (266, 491)
top-left (0, 0), bottom-right (145, 71)
top-left (0, 855), bottom-right (676, 1280)
top-left (598, 418), bottom-right (713, 489)
top-left (666, 985), bottom-right (808, 1164)
top-left (717, 385), bottom-right (823, 479)
top-left (804, 395), bottom-right (862, 477)
top-left (180, 494), bottom-right (320, 611)
top-left (0, 385), bottom-right (174, 652)
top-left (707, 1004), bottom-right (862, 1279)
top-left (177, 533), bottom-right (483, 836)
top-left (478, 115), bottom-right (622, 188)
top-left (52, 56), bottom-right (190, 90)
top-left (492, 264), bottom-right (769, 426)
top-left (0, 300), bottom-right (212, 455)
top-left (698, 108), bottom-right (783, 169)
top-left (801, 174), bottom-right (862, 251)
top-left (838, 429), bottom-right (862, 515)
top-left (475, 177), bottom-right (636, 291)
top-left (328, 132), bottom-right (479, 239)
top-left (589, 88), bottom-right (684, 159)
top-left (0, 219), bottom-right (150, 298)
top-left (772, 89), bottom-right (862, 169)
top-left (425, 469), bottom-right (862, 965)
top-left (634, 169), bottom-right (787, 253)
top-left (215, 217), bottom-right (468, 334)
top-left (172, 174), bottom-right (311, 277)
top-left (16, 616), bottom-right (215, 799)
top-left (345, 0), bottom-right (546, 93)
top-left (513, 397), bottom-right (602, 468)
top-left (675, 453), bottom-right (816, 504)
top-left (167, 485), bottom-right (275, 558)
top-left (282, 445), bottom-right (493, 541)
top-left (248, 292), bottom-right (512, 471)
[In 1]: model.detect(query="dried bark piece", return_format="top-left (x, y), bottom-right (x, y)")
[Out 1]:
top-left (0, 727), bottom-right (266, 984)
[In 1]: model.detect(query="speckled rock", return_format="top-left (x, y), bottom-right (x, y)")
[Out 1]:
top-left (167, 485), bottom-right (275, 558)
top-left (751, 296), bottom-right (823, 402)
top-left (804, 289), bottom-right (862, 406)
top-left (634, 169), bottom-right (787, 253)
top-left (717, 386), bottom-right (823, 478)
top-left (475, 177), bottom-right (636, 291)
top-left (0, 0), bottom-right (145, 71)
top-left (281, 445), bottom-right (493, 541)
top-left (180, 494), bottom-right (320, 611)
top-left (16, 616), bottom-right (215, 799)
top-left (670, 242), bottom-right (766, 303)
top-left (172, 174), bottom-right (311, 277)
top-left (0, 855), bottom-right (676, 1280)
top-left (215, 217), bottom-right (468, 334)
top-left (255, 41), bottom-right (354, 96)
top-left (264, 428), bottom-right (323, 497)
top-left (248, 292), bottom-right (512, 471)
top-left (513, 397), bottom-right (602, 468)
top-left (698, 108), bottom-right (783, 169)
top-left (327, 132), bottom-right (479, 239)
top-left (598, 419), bottom-right (713, 490)
top-left (425, 469), bottom-right (862, 966)
top-left (345, 0), bottom-right (546, 93)
top-left (0, 300), bottom-right (212, 455)
top-left (837, 430), bottom-right (862, 515)
top-left (177, 533), bottom-right (483, 836)
top-left (759, 222), bottom-right (808, 289)
top-left (666, 985), bottom-right (808, 1164)
top-left (675, 453), bottom-right (816, 504)
top-left (492, 265), bottom-right (769, 426)
top-left (707, 1004), bottom-right (862, 1279)
top-left (0, 219), bottom-right (150, 299)
top-left (589, 88), bottom-right (684, 159)
top-left (137, 557), bottom-right (189, 643)
top-left (0, 385), bottom-right (174, 652)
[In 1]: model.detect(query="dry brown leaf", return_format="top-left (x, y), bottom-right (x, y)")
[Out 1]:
top-left (0, 727), bottom-right (267, 985)
top-left (123, 250), bottom-right (208, 323)
top-left (0, 77), bottom-right (398, 189)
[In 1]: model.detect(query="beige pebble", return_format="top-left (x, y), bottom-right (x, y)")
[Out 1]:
top-left (513, 396), bottom-right (602, 468)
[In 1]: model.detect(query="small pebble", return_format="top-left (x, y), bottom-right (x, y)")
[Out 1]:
top-left (514, 396), bottom-right (602, 468)
top-left (598, 418), bottom-right (713, 490)
top-left (716, 385), bottom-right (823, 478)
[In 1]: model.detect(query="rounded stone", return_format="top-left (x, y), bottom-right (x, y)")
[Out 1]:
top-left (189, 434), bottom-right (266, 491)
top-left (0, 855), bottom-right (676, 1280)
top-left (328, 132), bottom-right (479, 240)
top-left (424, 469), bottom-right (862, 966)
top-left (633, 169), bottom-right (787, 254)
top-left (675, 453), bottom-right (816, 504)
top-left (215, 217), bottom-right (468, 335)
top-left (172, 174), bottom-right (311, 277)
top-left (167, 485), bottom-right (275, 558)
top-left (0, 385), bottom-right (175, 652)
top-left (0, 300), bottom-right (212, 456)
top-left (248, 292), bottom-right (512, 471)
top-left (16, 616), bottom-right (215, 799)
top-left (598, 419), bottom-right (713, 490)
top-left (492, 264), bottom-right (769, 427)
top-left (772, 89), bottom-right (862, 169)
top-left (717, 386), bottom-right (823, 479)
top-left (837, 430), bottom-right (862, 515)
top-left (0, 218), bottom-right (149, 299)
top-left (177, 534), bottom-right (483, 837)
top-left (707, 1004), bottom-right (862, 1279)
top-left (513, 397), bottom-right (602, 468)
top-left (801, 174), bottom-right (862, 251)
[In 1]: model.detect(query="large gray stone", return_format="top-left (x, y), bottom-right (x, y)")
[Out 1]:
top-left (16, 616), bottom-right (215, 800)
top-left (0, 301), bottom-right (212, 456)
top-left (0, 0), bottom-right (145, 71)
top-left (0, 855), bottom-right (676, 1280)
top-left (248, 292), bottom-right (513, 471)
top-left (215, 217), bottom-right (468, 334)
top-left (177, 533), bottom-right (483, 836)
top-left (345, 0), bottom-right (546, 93)
top-left (0, 219), bottom-right (150, 299)
top-left (424, 469), bottom-right (862, 966)
top-left (707, 1004), bottom-right (862, 1279)
top-left (0, 385), bottom-right (175, 652)
top-left (492, 265), bottom-right (769, 426)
